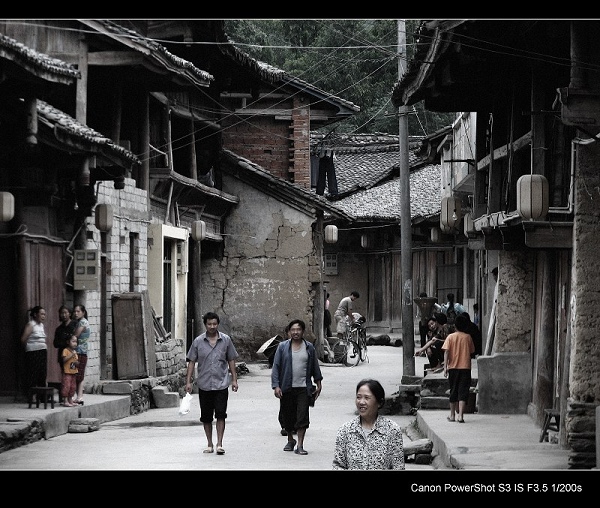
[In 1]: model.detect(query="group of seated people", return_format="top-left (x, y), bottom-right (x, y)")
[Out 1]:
top-left (414, 295), bottom-right (482, 370)
top-left (414, 312), bottom-right (449, 370)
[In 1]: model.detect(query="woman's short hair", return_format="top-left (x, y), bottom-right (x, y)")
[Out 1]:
top-left (356, 378), bottom-right (385, 408)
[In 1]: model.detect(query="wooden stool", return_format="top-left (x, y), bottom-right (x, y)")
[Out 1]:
top-left (539, 409), bottom-right (560, 442)
top-left (28, 387), bottom-right (56, 409)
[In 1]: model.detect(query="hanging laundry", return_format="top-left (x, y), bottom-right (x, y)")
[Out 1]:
top-left (310, 155), bottom-right (320, 189)
top-left (316, 154), bottom-right (338, 196)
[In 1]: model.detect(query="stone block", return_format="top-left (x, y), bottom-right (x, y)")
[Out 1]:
top-left (403, 438), bottom-right (433, 455)
top-left (68, 417), bottom-right (100, 433)
top-left (420, 396), bottom-right (449, 409)
top-left (101, 382), bottom-right (133, 395)
top-left (477, 353), bottom-right (531, 413)
top-left (414, 454), bottom-right (433, 465)
top-left (151, 386), bottom-right (179, 408)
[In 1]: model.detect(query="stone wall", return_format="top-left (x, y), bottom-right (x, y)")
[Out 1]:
top-left (201, 174), bottom-right (320, 361)
top-left (566, 399), bottom-right (598, 469)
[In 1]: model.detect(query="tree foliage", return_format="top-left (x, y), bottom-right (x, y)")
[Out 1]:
top-left (224, 19), bottom-right (453, 136)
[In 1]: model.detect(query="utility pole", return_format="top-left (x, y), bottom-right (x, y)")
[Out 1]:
top-left (398, 20), bottom-right (415, 376)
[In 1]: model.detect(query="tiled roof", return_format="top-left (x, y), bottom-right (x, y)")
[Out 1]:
top-left (220, 149), bottom-right (354, 221)
top-left (310, 133), bottom-right (420, 196)
top-left (327, 163), bottom-right (441, 222)
top-left (37, 99), bottom-right (140, 165)
top-left (79, 20), bottom-right (214, 87)
top-left (311, 133), bottom-right (442, 222)
top-left (391, 20), bottom-right (468, 108)
top-left (0, 33), bottom-right (80, 83)
top-left (221, 30), bottom-right (359, 114)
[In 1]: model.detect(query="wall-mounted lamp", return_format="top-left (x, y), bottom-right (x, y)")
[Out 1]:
top-left (324, 225), bottom-right (338, 244)
top-left (192, 220), bottom-right (206, 241)
top-left (360, 234), bottom-right (371, 249)
top-left (440, 196), bottom-right (462, 229)
top-left (463, 211), bottom-right (475, 237)
top-left (95, 204), bottom-right (113, 232)
top-left (0, 192), bottom-right (15, 222)
top-left (517, 174), bottom-right (549, 220)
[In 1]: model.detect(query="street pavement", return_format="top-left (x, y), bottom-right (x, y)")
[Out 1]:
top-left (0, 345), bottom-right (428, 471)
top-left (0, 341), bottom-right (589, 485)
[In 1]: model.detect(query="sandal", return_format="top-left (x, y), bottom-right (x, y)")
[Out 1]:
top-left (283, 439), bottom-right (296, 452)
top-left (446, 417), bottom-right (455, 422)
top-left (295, 447), bottom-right (308, 455)
top-left (216, 447), bottom-right (225, 455)
top-left (203, 447), bottom-right (214, 453)
top-left (457, 419), bottom-right (465, 423)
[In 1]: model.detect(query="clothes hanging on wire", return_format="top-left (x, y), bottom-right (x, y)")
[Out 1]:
top-left (316, 153), bottom-right (338, 196)
top-left (310, 155), bottom-right (320, 189)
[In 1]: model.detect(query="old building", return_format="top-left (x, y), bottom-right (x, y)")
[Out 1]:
top-left (316, 130), bottom-right (472, 338)
top-left (393, 19), bottom-right (599, 468)
top-left (0, 20), bottom-right (359, 401)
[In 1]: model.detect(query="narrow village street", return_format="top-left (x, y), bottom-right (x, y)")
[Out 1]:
top-left (0, 345), bottom-right (434, 471)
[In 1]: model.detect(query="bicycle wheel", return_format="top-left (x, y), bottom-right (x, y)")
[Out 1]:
top-left (332, 339), bottom-right (347, 364)
top-left (346, 340), bottom-right (361, 366)
top-left (332, 339), bottom-right (359, 366)
top-left (358, 329), bottom-right (368, 363)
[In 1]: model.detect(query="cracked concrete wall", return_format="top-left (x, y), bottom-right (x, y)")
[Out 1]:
top-left (571, 141), bottom-right (600, 404)
top-left (201, 175), bottom-right (321, 361)
top-left (494, 251), bottom-right (533, 353)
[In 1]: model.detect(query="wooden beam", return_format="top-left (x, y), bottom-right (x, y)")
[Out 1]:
top-left (88, 51), bottom-right (146, 66)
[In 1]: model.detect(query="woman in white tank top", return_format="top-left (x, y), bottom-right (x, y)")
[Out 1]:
top-left (20, 306), bottom-right (48, 396)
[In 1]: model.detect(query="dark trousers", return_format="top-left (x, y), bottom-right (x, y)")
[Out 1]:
top-left (281, 387), bottom-right (310, 431)
top-left (24, 349), bottom-right (47, 395)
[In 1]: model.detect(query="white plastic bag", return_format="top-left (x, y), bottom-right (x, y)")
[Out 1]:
top-left (178, 392), bottom-right (193, 415)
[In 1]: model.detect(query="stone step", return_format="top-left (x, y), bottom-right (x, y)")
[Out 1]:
top-left (68, 417), bottom-right (100, 433)
top-left (151, 386), bottom-right (179, 408)
top-left (420, 396), bottom-right (450, 409)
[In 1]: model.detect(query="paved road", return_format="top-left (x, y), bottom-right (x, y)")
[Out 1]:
top-left (0, 345), bottom-right (432, 470)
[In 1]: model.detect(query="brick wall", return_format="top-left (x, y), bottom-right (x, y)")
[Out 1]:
top-left (221, 98), bottom-right (312, 189)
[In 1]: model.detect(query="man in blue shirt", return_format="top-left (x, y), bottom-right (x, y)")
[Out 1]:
top-left (271, 319), bottom-right (323, 455)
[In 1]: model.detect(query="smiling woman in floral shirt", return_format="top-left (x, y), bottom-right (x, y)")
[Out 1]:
top-left (332, 378), bottom-right (405, 470)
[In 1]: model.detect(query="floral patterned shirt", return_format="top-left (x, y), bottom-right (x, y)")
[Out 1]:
top-left (332, 415), bottom-right (405, 470)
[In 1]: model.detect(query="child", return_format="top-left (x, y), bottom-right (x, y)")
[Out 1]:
top-left (61, 336), bottom-right (79, 407)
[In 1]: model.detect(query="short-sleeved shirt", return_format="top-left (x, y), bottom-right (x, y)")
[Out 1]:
top-left (74, 317), bottom-right (91, 355)
top-left (186, 331), bottom-right (238, 391)
top-left (442, 330), bottom-right (475, 369)
top-left (335, 296), bottom-right (352, 317)
top-left (62, 348), bottom-right (79, 374)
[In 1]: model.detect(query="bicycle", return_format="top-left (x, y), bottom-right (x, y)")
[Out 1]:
top-left (332, 321), bottom-right (368, 366)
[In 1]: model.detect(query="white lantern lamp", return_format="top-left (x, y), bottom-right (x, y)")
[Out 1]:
top-left (440, 196), bottom-right (461, 230)
top-left (192, 220), bottom-right (206, 241)
top-left (324, 225), bottom-right (338, 244)
top-left (517, 174), bottom-right (549, 220)
top-left (463, 211), bottom-right (475, 237)
top-left (95, 204), bottom-right (113, 232)
top-left (0, 192), bottom-right (15, 222)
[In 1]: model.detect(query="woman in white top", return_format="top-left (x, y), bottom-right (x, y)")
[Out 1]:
top-left (20, 306), bottom-right (48, 395)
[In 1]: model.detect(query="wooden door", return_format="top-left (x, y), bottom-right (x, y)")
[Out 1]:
top-left (111, 291), bottom-right (156, 379)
